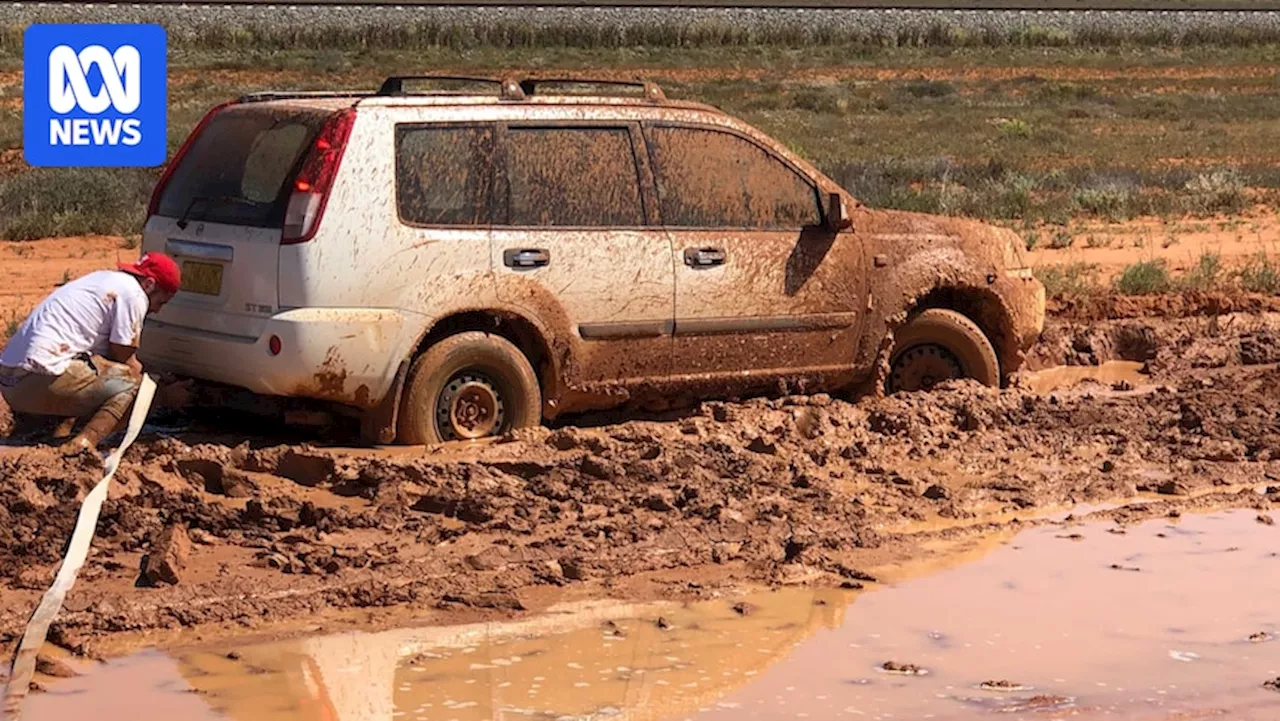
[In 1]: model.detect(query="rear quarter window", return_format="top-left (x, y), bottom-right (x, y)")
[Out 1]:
top-left (156, 105), bottom-right (329, 227)
top-left (395, 125), bottom-right (495, 226)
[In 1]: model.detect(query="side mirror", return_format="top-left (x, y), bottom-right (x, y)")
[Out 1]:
top-left (825, 192), bottom-right (853, 232)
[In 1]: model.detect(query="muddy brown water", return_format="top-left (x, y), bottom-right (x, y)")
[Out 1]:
top-left (21, 508), bottom-right (1280, 721)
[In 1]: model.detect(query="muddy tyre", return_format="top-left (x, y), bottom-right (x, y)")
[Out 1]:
top-left (886, 308), bottom-right (1000, 393)
top-left (397, 332), bottom-right (542, 445)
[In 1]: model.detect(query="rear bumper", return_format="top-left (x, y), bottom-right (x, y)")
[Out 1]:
top-left (138, 307), bottom-right (418, 410)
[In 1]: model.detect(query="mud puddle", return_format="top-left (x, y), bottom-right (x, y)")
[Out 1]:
top-left (20, 508), bottom-right (1280, 721)
top-left (1022, 360), bottom-right (1149, 395)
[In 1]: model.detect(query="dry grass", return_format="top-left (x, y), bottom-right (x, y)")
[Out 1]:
top-left (1, 43), bottom-right (1279, 239)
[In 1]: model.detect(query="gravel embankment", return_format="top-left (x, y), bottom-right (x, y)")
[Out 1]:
top-left (2, 5), bottom-right (1280, 48)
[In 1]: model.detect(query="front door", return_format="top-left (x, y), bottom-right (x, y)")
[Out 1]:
top-left (491, 122), bottom-right (674, 392)
top-left (644, 122), bottom-right (863, 391)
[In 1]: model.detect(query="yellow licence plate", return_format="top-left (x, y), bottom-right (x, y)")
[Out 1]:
top-left (181, 261), bottom-right (223, 296)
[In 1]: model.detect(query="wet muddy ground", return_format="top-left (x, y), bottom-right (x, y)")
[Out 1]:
top-left (18, 509), bottom-right (1280, 721)
top-left (4, 307), bottom-right (1280, 704)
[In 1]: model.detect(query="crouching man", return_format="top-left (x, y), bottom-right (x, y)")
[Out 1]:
top-left (0, 252), bottom-right (184, 453)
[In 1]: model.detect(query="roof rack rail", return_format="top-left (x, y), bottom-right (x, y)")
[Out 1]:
top-left (517, 78), bottom-right (666, 103)
top-left (377, 75), bottom-right (526, 100)
top-left (236, 90), bottom-right (376, 104)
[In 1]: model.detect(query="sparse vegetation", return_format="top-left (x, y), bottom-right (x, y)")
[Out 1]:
top-left (1238, 251), bottom-right (1280, 294)
top-left (1049, 229), bottom-right (1075, 250)
top-left (1036, 262), bottom-right (1100, 301)
top-left (1182, 170), bottom-right (1249, 216)
top-left (1116, 259), bottom-right (1173, 295)
top-left (0, 168), bottom-right (160, 241)
top-left (1181, 251), bottom-right (1224, 290)
top-left (1073, 184), bottom-right (1134, 223)
top-left (3, 310), bottom-right (19, 341)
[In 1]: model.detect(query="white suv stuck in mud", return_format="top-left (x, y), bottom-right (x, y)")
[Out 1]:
top-left (138, 75), bottom-right (1045, 444)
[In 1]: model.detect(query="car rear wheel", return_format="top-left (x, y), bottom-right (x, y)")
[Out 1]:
top-left (886, 308), bottom-right (1000, 393)
top-left (397, 332), bottom-right (542, 445)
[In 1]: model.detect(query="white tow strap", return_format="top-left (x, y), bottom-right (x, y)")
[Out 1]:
top-left (1, 374), bottom-right (157, 721)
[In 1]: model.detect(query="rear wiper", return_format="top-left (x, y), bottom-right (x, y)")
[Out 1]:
top-left (176, 195), bottom-right (260, 229)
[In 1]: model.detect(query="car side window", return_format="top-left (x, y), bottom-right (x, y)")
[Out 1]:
top-left (396, 125), bottom-right (494, 226)
top-left (647, 125), bottom-right (821, 230)
top-left (503, 126), bottom-right (645, 227)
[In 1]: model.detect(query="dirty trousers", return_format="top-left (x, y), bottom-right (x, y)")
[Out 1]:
top-left (0, 355), bottom-right (140, 423)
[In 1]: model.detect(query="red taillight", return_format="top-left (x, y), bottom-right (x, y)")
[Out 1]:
top-left (146, 99), bottom-right (239, 219)
top-left (282, 108), bottom-right (356, 245)
top-left (268, 335), bottom-right (282, 356)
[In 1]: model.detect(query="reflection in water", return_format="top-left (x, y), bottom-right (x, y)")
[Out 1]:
top-left (23, 510), bottom-right (1280, 721)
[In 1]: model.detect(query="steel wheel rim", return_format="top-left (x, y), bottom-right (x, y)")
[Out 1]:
top-left (436, 372), bottom-right (506, 440)
top-left (888, 343), bottom-right (964, 393)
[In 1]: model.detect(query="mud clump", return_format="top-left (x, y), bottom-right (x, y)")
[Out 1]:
top-left (35, 655), bottom-right (77, 678)
top-left (979, 679), bottom-right (1027, 691)
top-left (140, 524), bottom-right (191, 586)
top-left (880, 661), bottom-right (926, 675)
top-left (274, 449), bottom-right (337, 486)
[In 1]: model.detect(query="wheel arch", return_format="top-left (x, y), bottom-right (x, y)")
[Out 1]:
top-left (412, 308), bottom-right (560, 396)
top-left (906, 285), bottom-right (1021, 381)
top-left (360, 307), bottom-right (564, 444)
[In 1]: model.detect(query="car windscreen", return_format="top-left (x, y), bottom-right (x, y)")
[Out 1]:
top-left (155, 105), bottom-right (332, 228)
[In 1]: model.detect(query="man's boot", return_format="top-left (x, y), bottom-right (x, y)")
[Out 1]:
top-left (60, 406), bottom-right (125, 456)
top-left (51, 416), bottom-right (78, 439)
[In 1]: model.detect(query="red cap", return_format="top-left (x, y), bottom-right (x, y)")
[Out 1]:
top-left (119, 252), bottom-right (182, 295)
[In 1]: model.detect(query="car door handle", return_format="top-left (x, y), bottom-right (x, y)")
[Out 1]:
top-left (503, 248), bottom-right (550, 268)
top-left (684, 247), bottom-right (726, 267)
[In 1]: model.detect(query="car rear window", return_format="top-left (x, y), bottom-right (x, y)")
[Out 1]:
top-left (155, 105), bottom-right (331, 227)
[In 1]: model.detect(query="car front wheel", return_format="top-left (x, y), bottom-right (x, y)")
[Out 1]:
top-left (886, 308), bottom-right (1000, 393)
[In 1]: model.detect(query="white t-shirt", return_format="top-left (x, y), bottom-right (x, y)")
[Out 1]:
top-left (0, 270), bottom-right (149, 375)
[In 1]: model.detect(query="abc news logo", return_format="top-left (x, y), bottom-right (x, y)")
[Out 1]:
top-left (24, 24), bottom-right (167, 167)
top-left (48, 44), bottom-right (143, 147)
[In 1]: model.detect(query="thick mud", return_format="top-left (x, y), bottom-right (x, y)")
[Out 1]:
top-left (3, 311), bottom-right (1280, 662)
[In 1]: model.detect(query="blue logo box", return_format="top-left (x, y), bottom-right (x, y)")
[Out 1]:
top-left (23, 23), bottom-right (167, 167)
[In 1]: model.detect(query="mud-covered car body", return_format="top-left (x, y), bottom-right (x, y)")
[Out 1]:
top-left (137, 76), bottom-right (1044, 443)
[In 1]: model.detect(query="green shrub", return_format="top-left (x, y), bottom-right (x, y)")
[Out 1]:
top-left (1116, 259), bottom-right (1172, 295)
top-left (790, 86), bottom-right (845, 114)
top-left (1182, 170), bottom-right (1248, 216)
top-left (996, 118), bottom-right (1035, 139)
top-left (1238, 252), bottom-right (1280, 294)
top-left (902, 79), bottom-right (956, 99)
top-left (1181, 251), bottom-right (1223, 291)
top-left (3, 310), bottom-right (19, 341)
top-left (1035, 262), bottom-right (1099, 301)
top-left (1072, 184), bottom-right (1134, 222)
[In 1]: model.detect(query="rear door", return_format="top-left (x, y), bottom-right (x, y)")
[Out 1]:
top-left (644, 122), bottom-right (863, 383)
top-left (141, 103), bottom-right (333, 339)
top-left (491, 122), bottom-right (674, 386)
